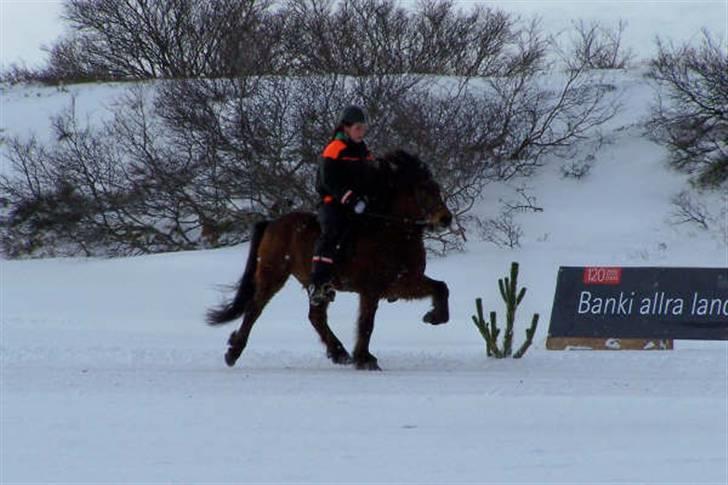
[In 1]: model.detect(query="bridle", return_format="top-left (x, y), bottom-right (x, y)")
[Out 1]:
top-left (361, 210), bottom-right (429, 227)
top-left (360, 185), bottom-right (438, 228)
top-left (362, 157), bottom-right (443, 229)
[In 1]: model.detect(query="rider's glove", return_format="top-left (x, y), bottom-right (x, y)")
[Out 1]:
top-left (353, 199), bottom-right (366, 214)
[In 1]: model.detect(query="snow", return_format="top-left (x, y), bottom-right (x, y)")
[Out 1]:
top-left (2, 5), bottom-right (728, 482)
top-left (2, 245), bottom-right (727, 482)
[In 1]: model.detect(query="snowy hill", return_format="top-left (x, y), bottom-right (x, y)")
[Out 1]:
top-left (2, 67), bottom-right (727, 483)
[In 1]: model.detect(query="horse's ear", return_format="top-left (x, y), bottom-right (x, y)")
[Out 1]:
top-left (377, 158), bottom-right (397, 171)
top-left (417, 159), bottom-right (431, 178)
top-left (375, 158), bottom-right (391, 172)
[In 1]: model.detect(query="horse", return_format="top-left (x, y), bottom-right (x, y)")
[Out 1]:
top-left (206, 150), bottom-right (453, 370)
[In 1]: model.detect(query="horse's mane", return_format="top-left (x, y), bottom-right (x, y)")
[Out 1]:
top-left (377, 150), bottom-right (432, 189)
top-left (355, 150), bottom-right (433, 217)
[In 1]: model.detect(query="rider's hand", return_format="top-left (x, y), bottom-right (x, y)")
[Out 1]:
top-left (353, 199), bottom-right (366, 214)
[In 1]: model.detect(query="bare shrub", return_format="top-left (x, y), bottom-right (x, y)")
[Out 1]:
top-left (0, 63), bottom-right (45, 85)
top-left (476, 185), bottom-right (542, 249)
top-left (668, 189), bottom-right (728, 248)
top-left (1, 38), bottom-right (118, 85)
top-left (669, 191), bottom-right (710, 230)
top-left (1, 1), bottom-right (621, 257)
top-left (278, 0), bottom-right (527, 77)
top-left (403, 0), bottom-right (517, 76)
top-left (554, 18), bottom-right (634, 70)
top-left (1, 122), bottom-right (149, 257)
top-left (2, 61), bottom-right (618, 257)
top-left (60, 0), bottom-right (274, 79)
top-left (40, 0), bottom-right (539, 80)
top-left (647, 30), bottom-right (727, 189)
top-left (477, 213), bottom-right (524, 249)
top-left (1, 88), bottom-right (245, 257)
top-left (560, 158), bottom-right (593, 179)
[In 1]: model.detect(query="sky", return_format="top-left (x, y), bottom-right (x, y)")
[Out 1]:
top-left (0, 0), bottom-right (726, 69)
top-left (1, 0), bottom-right (65, 69)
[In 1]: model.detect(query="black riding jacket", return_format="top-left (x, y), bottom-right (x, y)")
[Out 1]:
top-left (316, 133), bottom-right (378, 203)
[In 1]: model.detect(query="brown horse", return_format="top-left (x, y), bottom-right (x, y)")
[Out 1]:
top-left (206, 150), bottom-right (453, 370)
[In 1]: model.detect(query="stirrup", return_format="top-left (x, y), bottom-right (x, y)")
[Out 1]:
top-left (308, 282), bottom-right (336, 306)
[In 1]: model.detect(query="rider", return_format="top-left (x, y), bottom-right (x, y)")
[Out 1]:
top-left (308, 105), bottom-right (378, 306)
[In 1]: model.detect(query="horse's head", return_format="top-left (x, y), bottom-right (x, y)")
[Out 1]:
top-left (377, 150), bottom-right (452, 231)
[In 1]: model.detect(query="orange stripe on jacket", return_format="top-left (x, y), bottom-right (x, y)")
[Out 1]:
top-left (322, 140), bottom-right (347, 159)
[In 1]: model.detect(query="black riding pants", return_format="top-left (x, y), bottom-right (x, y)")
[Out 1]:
top-left (311, 203), bottom-right (352, 286)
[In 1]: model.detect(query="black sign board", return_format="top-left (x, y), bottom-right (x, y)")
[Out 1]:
top-left (548, 267), bottom-right (728, 341)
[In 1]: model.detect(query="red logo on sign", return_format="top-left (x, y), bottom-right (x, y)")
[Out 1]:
top-left (583, 267), bottom-right (623, 285)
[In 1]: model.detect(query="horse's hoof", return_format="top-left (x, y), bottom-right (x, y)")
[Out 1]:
top-left (423, 310), bottom-right (449, 325)
top-left (225, 347), bottom-right (242, 367)
top-left (354, 356), bottom-right (381, 371)
top-left (328, 349), bottom-right (353, 365)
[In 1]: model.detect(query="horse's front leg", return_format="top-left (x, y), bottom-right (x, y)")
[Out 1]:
top-left (308, 301), bottom-right (352, 365)
top-left (396, 275), bottom-right (450, 325)
top-left (422, 276), bottom-right (449, 325)
top-left (353, 294), bottom-right (381, 371)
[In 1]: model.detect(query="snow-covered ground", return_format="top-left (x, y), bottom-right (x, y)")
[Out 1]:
top-left (2, 66), bottom-right (727, 483)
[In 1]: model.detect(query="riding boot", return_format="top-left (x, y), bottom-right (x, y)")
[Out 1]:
top-left (308, 257), bottom-right (336, 306)
top-left (308, 203), bottom-right (348, 306)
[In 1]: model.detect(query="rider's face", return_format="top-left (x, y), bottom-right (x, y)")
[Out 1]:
top-left (344, 123), bottom-right (368, 143)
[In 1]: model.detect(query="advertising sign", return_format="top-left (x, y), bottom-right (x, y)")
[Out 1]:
top-left (547, 267), bottom-right (728, 348)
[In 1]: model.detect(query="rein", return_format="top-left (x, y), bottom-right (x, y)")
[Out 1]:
top-left (361, 210), bottom-right (429, 228)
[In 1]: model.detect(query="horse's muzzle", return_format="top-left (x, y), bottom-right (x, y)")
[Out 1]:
top-left (440, 213), bottom-right (453, 228)
top-left (429, 210), bottom-right (453, 232)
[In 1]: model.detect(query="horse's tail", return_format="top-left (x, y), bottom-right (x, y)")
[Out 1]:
top-left (206, 220), bottom-right (270, 325)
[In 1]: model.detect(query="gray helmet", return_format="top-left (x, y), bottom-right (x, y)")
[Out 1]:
top-left (339, 105), bottom-right (367, 125)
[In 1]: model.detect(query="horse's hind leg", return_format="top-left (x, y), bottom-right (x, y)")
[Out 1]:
top-left (353, 294), bottom-right (381, 371)
top-left (308, 302), bottom-right (352, 365)
top-left (225, 303), bottom-right (263, 367)
top-left (225, 269), bottom-right (288, 367)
